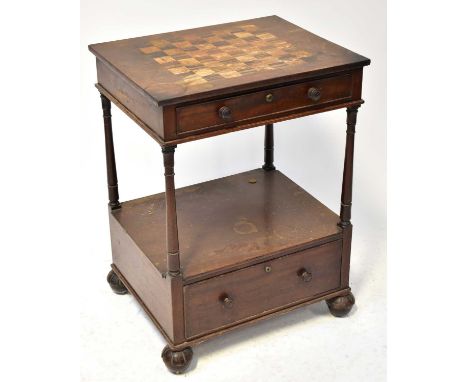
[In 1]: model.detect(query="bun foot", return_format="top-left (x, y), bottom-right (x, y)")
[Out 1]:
top-left (326, 292), bottom-right (355, 317)
top-left (161, 345), bottom-right (193, 374)
top-left (107, 269), bottom-right (128, 295)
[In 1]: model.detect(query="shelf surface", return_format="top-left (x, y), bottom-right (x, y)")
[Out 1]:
top-left (112, 169), bottom-right (342, 281)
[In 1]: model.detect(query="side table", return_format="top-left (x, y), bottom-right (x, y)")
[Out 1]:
top-left (89, 15), bottom-right (370, 374)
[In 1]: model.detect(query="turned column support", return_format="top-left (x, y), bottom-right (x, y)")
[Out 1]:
top-left (162, 145), bottom-right (181, 276)
top-left (100, 94), bottom-right (120, 209)
top-left (339, 106), bottom-right (359, 227)
top-left (262, 123), bottom-right (276, 171)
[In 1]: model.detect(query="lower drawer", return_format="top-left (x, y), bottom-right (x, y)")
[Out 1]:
top-left (184, 240), bottom-right (342, 338)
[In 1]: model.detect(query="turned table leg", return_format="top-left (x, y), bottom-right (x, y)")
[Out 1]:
top-left (339, 106), bottom-right (359, 229)
top-left (262, 123), bottom-right (276, 171)
top-left (162, 145), bottom-right (181, 276)
top-left (100, 94), bottom-right (120, 210)
top-left (326, 106), bottom-right (360, 316)
top-left (161, 146), bottom-right (191, 373)
top-left (100, 94), bottom-right (128, 294)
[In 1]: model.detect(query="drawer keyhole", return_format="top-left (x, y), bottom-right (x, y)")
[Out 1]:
top-left (298, 268), bottom-right (313, 282)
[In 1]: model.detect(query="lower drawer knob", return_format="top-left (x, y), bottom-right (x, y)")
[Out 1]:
top-left (220, 293), bottom-right (233, 308)
top-left (218, 106), bottom-right (232, 120)
top-left (307, 87), bottom-right (321, 102)
top-left (298, 269), bottom-right (313, 282)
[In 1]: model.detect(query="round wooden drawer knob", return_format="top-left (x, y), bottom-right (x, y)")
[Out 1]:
top-left (298, 268), bottom-right (313, 282)
top-left (218, 106), bottom-right (232, 120)
top-left (220, 293), bottom-right (233, 308)
top-left (307, 87), bottom-right (321, 102)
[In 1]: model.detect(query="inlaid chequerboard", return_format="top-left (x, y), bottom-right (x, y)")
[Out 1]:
top-left (138, 23), bottom-right (313, 87)
top-left (89, 16), bottom-right (369, 105)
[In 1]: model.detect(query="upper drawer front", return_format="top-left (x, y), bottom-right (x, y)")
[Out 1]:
top-left (176, 74), bottom-right (353, 136)
top-left (184, 240), bottom-right (342, 339)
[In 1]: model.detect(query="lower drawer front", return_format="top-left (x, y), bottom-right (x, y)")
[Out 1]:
top-left (184, 240), bottom-right (342, 338)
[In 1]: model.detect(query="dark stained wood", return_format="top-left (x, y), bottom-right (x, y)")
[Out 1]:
top-left (262, 123), bottom-right (275, 171)
top-left (97, 61), bottom-right (165, 139)
top-left (339, 106), bottom-right (359, 227)
top-left (96, 84), bottom-right (164, 144)
top-left (184, 240), bottom-right (342, 338)
top-left (351, 68), bottom-right (364, 100)
top-left (175, 73), bottom-right (353, 137)
top-left (338, 107), bottom-right (359, 290)
top-left (89, 16), bottom-right (369, 106)
top-left (90, 16), bottom-right (369, 145)
top-left (100, 94), bottom-right (120, 209)
top-left (326, 292), bottom-right (355, 317)
top-left (112, 262), bottom-right (350, 350)
top-left (92, 17), bottom-right (370, 373)
top-left (340, 224), bottom-right (353, 288)
top-left (162, 146), bottom-right (181, 276)
top-left (109, 213), bottom-right (176, 342)
top-left (111, 169), bottom-right (342, 283)
top-left (161, 345), bottom-right (193, 374)
top-left (106, 269), bottom-right (128, 295)
top-left (169, 273), bottom-right (186, 344)
top-left (96, 82), bottom-right (363, 146)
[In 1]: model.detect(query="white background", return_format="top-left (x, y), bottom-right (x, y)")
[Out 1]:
top-left (1, 1), bottom-right (467, 382)
top-left (80, 1), bottom-right (386, 381)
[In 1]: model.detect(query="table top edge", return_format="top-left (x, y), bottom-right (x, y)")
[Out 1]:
top-left (88, 15), bottom-right (370, 106)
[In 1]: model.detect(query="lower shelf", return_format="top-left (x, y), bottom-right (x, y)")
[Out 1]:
top-left (108, 168), bottom-right (348, 346)
top-left (111, 168), bottom-right (342, 283)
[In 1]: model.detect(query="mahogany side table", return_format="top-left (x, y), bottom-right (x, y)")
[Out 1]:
top-left (89, 15), bottom-right (370, 374)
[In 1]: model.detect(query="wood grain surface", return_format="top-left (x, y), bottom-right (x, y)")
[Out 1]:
top-left (93, 17), bottom-right (370, 364)
top-left (89, 15), bottom-right (370, 105)
top-left (184, 240), bottom-right (342, 338)
top-left (111, 169), bottom-right (342, 282)
top-left (175, 73), bottom-right (353, 136)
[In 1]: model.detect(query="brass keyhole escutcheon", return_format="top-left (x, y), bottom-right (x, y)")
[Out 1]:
top-left (265, 93), bottom-right (274, 103)
top-left (265, 265), bottom-right (272, 273)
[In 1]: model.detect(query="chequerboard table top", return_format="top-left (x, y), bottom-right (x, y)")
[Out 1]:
top-left (89, 16), bottom-right (369, 106)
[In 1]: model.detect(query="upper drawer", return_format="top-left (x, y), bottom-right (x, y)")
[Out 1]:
top-left (184, 240), bottom-right (342, 339)
top-left (176, 74), bottom-right (353, 136)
